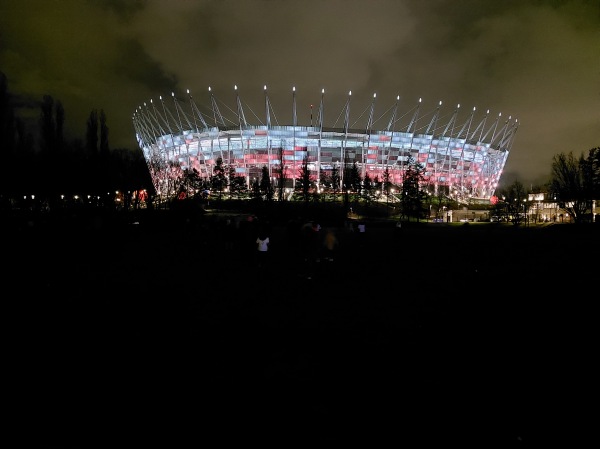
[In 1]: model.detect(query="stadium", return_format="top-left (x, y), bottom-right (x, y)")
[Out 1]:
top-left (132, 86), bottom-right (518, 202)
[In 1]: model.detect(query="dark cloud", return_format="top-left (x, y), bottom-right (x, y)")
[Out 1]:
top-left (0, 0), bottom-right (598, 185)
top-left (96, 0), bottom-right (147, 22)
top-left (113, 39), bottom-right (179, 90)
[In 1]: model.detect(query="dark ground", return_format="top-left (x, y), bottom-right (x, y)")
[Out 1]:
top-left (4, 209), bottom-right (598, 446)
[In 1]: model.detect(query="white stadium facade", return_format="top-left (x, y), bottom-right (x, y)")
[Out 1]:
top-left (133, 86), bottom-right (518, 201)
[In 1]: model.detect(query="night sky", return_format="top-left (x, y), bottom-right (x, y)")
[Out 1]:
top-left (1, 0), bottom-right (598, 187)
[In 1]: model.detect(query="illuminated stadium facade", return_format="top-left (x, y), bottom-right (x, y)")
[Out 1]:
top-left (133, 86), bottom-right (518, 201)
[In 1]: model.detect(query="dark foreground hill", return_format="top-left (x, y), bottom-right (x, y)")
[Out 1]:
top-left (4, 209), bottom-right (598, 446)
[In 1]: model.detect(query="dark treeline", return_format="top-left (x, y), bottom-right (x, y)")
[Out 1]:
top-left (2, 71), bottom-right (598, 223)
top-left (494, 148), bottom-right (600, 224)
top-left (0, 72), bottom-right (153, 210)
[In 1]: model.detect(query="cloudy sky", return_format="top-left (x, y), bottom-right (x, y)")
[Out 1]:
top-left (1, 0), bottom-right (598, 186)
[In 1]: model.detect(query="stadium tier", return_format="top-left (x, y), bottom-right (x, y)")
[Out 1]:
top-left (133, 87), bottom-right (518, 201)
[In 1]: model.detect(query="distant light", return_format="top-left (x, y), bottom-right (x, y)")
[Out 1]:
top-left (322, 88), bottom-right (325, 94)
top-left (293, 86), bottom-right (296, 92)
top-left (234, 85), bottom-right (238, 90)
top-left (439, 101), bottom-right (442, 106)
top-left (373, 93), bottom-right (376, 98)
top-left (397, 95), bottom-right (400, 100)
top-left (349, 90), bottom-right (352, 96)
top-left (187, 89), bottom-right (190, 94)
top-left (264, 85), bottom-right (267, 91)
top-left (208, 86), bottom-right (212, 92)
top-left (419, 97), bottom-right (422, 103)
top-left (457, 104), bottom-right (460, 108)
top-left (171, 92), bottom-right (174, 97)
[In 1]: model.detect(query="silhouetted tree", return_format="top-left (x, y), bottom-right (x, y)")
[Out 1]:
top-left (110, 147), bottom-right (155, 198)
top-left (435, 186), bottom-right (453, 221)
top-left (550, 151), bottom-right (593, 223)
top-left (331, 165), bottom-right (340, 195)
top-left (589, 147), bottom-right (600, 201)
top-left (223, 165), bottom-right (233, 199)
top-left (86, 109), bottom-right (100, 196)
top-left (400, 155), bottom-right (426, 221)
top-left (362, 171), bottom-right (373, 204)
top-left (382, 167), bottom-right (393, 213)
top-left (382, 167), bottom-right (391, 197)
top-left (342, 161), bottom-right (362, 210)
top-left (86, 110), bottom-right (99, 155)
top-left (348, 161), bottom-right (362, 194)
top-left (297, 154), bottom-right (312, 204)
top-left (0, 72), bottom-right (23, 197)
top-left (230, 173), bottom-right (247, 199)
top-left (38, 95), bottom-right (65, 202)
top-left (275, 146), bottom-right (287, 201)
top-left (260, 165), bottom-right (273, 201)
top-left (0, 73), bottom-right (16, 154)
top-left (99, 110), bottom-right (109, 155)
top-left (40, 95), bottom-right (57, 154)
top-left (210, 156), bottom-right (227, 199)
top-left (99, 109), bottom-right (112, 192)
top-left (494, 180), bottom-right (528, 224)
top-left (251, 177), bottom-right (261, 201)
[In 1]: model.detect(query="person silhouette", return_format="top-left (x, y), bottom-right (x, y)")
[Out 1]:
top-left (255, 227), bottom-right (270, 269)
